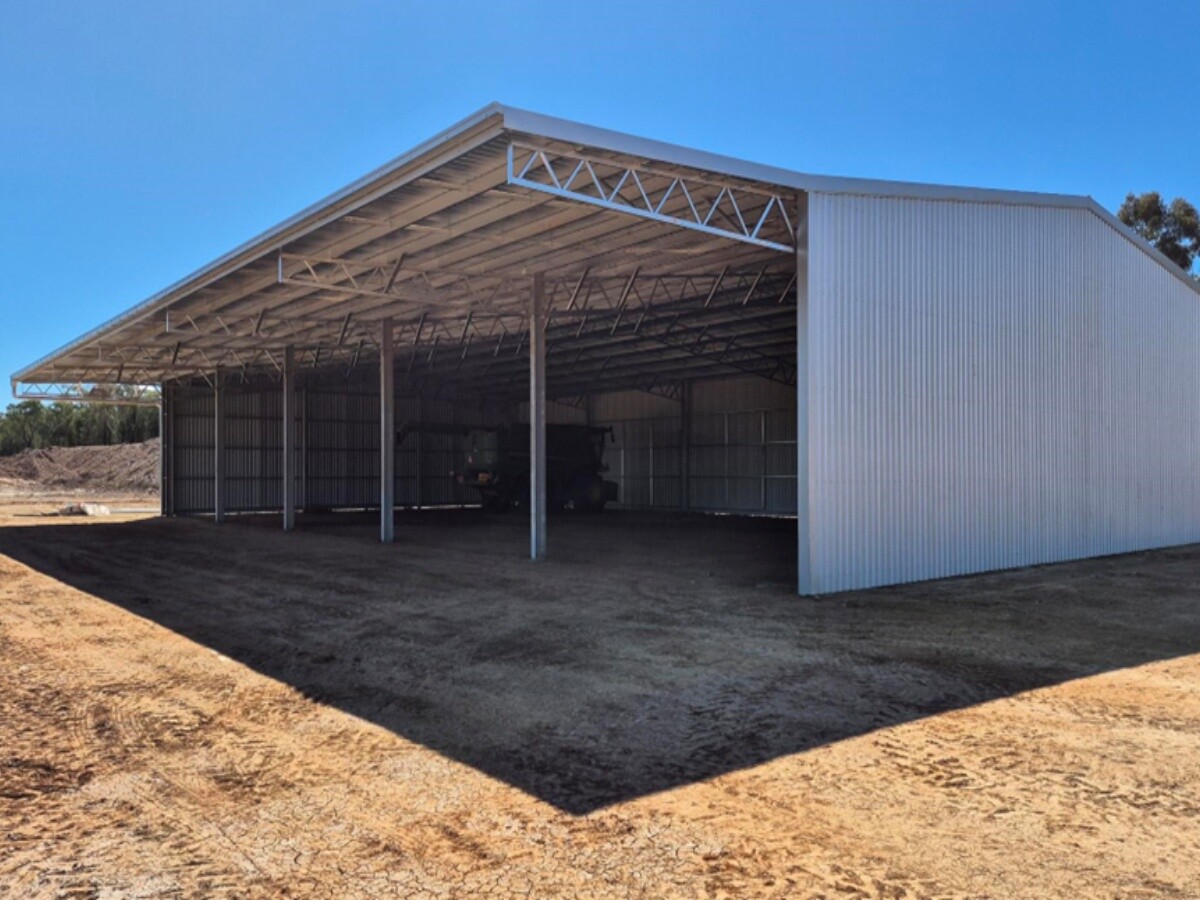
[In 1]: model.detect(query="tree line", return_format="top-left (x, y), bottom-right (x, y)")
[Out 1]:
top-left (0, 400), bottom-right (158, 456)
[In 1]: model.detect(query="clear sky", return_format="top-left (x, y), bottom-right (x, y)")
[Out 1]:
top-left (2, 1), bottom-right (1198, 388)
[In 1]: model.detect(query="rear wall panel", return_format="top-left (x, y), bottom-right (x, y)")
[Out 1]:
top-left (592, 378), bottom-right (796, 514)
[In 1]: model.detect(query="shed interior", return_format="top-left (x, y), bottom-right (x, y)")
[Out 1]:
top-left (13, 105), bottom-right (802, 561)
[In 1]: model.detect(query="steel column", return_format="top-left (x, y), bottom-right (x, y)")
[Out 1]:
top-left (282, 347), bottom-right (296, 531)
top-left (299, 388), bottom-right (307, 511)
top-left (795, 193), bottom-right (812, 595)
top-left (679, 380), bottom-right (692, 512)
top-left (380, 318), bottom-right (395, 542)
top-left (415, 396), bottom-right (423, 509)
top-left (529, 274), bottom-right (547, 560)
top-left (159, 383), bottom-right (173, 516)
top-left (214, 374), bottom-right (225, 523)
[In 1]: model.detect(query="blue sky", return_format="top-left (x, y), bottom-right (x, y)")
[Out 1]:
top-left (2, 1), bottom-right (1198, 388)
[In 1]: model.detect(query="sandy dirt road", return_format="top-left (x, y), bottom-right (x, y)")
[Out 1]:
top-left (1, 494), bottom-right (1198, 897)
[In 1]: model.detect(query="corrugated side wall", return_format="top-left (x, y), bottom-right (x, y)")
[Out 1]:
top-left (593, 376), bottom-right (797, 514)
top-left (172, 390), bottom-right (214, 513)
top-left (170, 373), bottom-right (798, 516)
top-left (171, 376), bottom-right (486, 514)
top-left (225, 386), bottom-right (288, 511)
top-left (305, 383), bottom-right (377, 509)
top-left (593, 390), bottom-right (681, 509)
top-left (690, 377), bottom-right (797, 513)
top-left (806, 191), bottom-right (1200, 593)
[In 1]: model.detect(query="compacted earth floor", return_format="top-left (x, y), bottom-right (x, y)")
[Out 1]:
top-left (1, 496), bottom-right (1198, 897)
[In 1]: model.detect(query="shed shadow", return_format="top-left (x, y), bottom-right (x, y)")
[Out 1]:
top-left (2, 510), bottom-right (1199, 814)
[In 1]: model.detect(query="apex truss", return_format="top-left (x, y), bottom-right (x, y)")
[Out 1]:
top-left (507, 143), bottom-right (798, 252)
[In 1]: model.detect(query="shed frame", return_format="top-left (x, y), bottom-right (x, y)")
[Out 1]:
top-left (13, 104), bottom-right (1200, 593)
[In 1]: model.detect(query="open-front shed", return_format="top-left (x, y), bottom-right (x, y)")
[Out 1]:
top-left (14, 104), bottom-right (1200, 593)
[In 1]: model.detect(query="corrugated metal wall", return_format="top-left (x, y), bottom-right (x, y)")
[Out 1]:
top-left (172, 390), bottom-right (214, 513)
top-left (593, 389), bottom-right (680, 510)
top-left (516, 398), bottom-right (588, 424)
top-left (398, 396), bottom-right (487, 506)
top-left (170, 373), bottom-right (797, 517)
top-left (225, 386), bottom-right (289, 511)
top-left (305, 384), bottom-right (378, 509)
top-left (690, 378), bottom-right (797, 514)
top-left (806, 191), bottom-right (1200, 593)
top-left (171, 376), bottom-right (487, 514)
top-left (593, 378), bottom-right (797, 514)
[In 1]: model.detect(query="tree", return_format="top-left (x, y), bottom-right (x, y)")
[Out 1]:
top-left (1117, 192), bottom-right (1200, 276)
top-left (0, 398), bottom-right (159, 456)
top-left (0, 402), bottom-right (46, 454)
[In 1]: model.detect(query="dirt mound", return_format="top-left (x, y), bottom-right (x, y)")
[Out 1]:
top-left (0, 439), bottom-right (159, 494)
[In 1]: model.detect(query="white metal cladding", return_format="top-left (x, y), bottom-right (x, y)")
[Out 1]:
top-left (604, 416), bottom-right (682, 509)
top-left (591, 377), bottom-right (797, 514)
top-left (690, 376), bottom-right (796, 514)
top-left (806, 192), bottom-right (1200, 593)
top-left (591, 390), bottom-right (679, 509)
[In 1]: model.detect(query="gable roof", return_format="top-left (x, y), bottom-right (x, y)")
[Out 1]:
top-left (13, 102), bottom-right (1197, 399)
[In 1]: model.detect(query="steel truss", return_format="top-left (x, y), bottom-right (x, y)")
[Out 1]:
top-left (22, 262), bottom-right (796, 401)
top-left (12, 381), bottom-right (161, 406)
top-left (507, 143), bottom-right (798, 252)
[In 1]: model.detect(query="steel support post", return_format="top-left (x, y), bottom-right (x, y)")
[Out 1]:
top-left (679, 380), bottom-right (692, 512)
top-left (214, 374), bottom-right (225, 523)
top-left (415, 397), bottom-right (423, 510)
top-left (795, 194), bottom-right (812, 595)
top-left (282, 346), bottom-right (296, 531)
top-left (380, 318), bottom-right (395, 543)
top-left (299, 389), bottom-right (307, 511)
top-left (529, 273), bottom-right (547, 560)
top-left (159, 383), bottom-right (173, 516)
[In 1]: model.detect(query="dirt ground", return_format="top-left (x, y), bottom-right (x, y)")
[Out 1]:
top-left (1, 490), bottom-right (1198, 898)
top-left (0, 439), bottom-right (159, 497)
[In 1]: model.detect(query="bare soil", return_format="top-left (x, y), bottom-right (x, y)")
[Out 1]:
top-left (0, 439), bottom-right (159, 498)
top-left (0, 500), bottom-right (1198, 898)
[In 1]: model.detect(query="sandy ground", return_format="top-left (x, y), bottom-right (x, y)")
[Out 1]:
top-left (1, 491), bottom-right (1198, 898)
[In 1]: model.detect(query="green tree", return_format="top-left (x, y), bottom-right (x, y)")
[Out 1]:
top-left (0, 401), bottom-right (46, 454)
top-left (0, 396), bottom-right (159, 456)
top-left (1117, 192), bottom-right (1200, 276)
top-left (45, 403), bottom-right (81, 447)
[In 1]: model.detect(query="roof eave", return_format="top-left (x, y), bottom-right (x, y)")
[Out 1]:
top-left (12, 103), bottom-right (511, 383)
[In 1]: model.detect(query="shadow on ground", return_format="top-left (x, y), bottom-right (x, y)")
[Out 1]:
top-left (3, 509), bottom-right (1199, 814)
